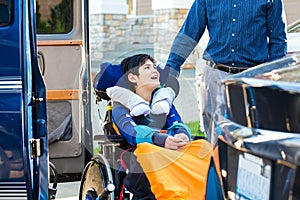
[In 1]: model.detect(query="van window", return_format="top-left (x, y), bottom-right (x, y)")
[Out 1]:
top-left (36, 0), bottom-right (73, 34)
top-left (0, 0), bottom-right (12, 27)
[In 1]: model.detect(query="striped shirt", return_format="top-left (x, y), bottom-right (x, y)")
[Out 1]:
top-left (167, 0), bottom-right (287, 70)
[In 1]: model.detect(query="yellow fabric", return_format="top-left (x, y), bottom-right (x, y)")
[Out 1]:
top-left (213, 144), bottom-right (222, 180)
top-left (134, 140), bottom-right (212, 200)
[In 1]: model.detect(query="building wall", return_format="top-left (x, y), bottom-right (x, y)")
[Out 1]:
top-left (153, 8), bottom-right (197, 66)
top-left (89, 14), bottom-right (155, 69)
top-left (284, 0), bottom-right (300, 24)
top-left (136, 0), bottom-right (153, 16)
top-left (89, 0), bottom-right (300, 71)
top-left (89, 8), bottom-right (191, 70)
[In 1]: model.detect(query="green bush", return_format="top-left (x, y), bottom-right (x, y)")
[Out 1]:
top-left (186, 121), bottom-right (206, 138)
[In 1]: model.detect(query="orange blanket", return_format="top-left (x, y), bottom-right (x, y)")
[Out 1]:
top-left (134, 140), bottom-right (212, 200)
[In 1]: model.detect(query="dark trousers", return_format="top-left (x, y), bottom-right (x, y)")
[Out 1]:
top-left (123, 152), bottom-right (156, 200)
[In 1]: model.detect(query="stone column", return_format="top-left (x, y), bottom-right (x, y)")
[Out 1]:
top-left (152, 0), bottom-right (206, 132)
top-left (89, 0), bottom-right (128, 70)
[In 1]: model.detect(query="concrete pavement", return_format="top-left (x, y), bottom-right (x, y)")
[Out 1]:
top-left (56, 181), bottom-right (80, 200)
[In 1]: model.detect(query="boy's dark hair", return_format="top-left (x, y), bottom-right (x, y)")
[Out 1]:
top-left (121, 54), bottom-right (156, 91)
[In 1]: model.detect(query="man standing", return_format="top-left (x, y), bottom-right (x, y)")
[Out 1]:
top-left (166, 0), bottom-right (287, 144)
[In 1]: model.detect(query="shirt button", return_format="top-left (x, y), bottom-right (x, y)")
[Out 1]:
top-left (231, 49), bottom-right (235, 52)
top-left (232, 63), bottom-right (235, 66)
top-left (233, 4), bottom-right (236, 7)
top-left (233, 18), bottom-right (236, 22)
top-left (232, 33), bottom-right (235, 37)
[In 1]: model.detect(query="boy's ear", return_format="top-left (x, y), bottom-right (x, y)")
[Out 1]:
top-left (128, 73), bottom-right (137, 83)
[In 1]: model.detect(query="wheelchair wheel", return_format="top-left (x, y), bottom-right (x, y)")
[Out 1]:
top-left (79, 154), bottom-right (115, 200)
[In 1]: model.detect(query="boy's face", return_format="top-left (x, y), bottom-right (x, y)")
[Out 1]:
top-left (129, 59), bottom-right (160, 91)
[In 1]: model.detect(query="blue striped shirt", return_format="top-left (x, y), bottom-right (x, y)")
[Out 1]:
top-left (167, 0), bottom-right (287, 70)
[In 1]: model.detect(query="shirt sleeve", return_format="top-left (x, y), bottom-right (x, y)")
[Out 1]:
top-left (166, 0), bottom-right (207, 73)
top-left (112, 102), bottom-right (138, 146)
top-left (267, 0), bottom-right (287, 61)
top-left (165, 105), bottom-right (191, 139)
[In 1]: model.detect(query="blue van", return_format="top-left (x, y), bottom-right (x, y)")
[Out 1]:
top-left (0, 0), bottom-right (93, 199)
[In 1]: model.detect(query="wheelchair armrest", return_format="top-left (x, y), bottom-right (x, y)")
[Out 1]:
top-left (94, 134), bottom-right (125, 143)
top-left (94, 134), bottom-right (131, 150)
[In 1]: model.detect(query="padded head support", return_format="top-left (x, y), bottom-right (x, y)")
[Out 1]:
top-left (93, 62), bottom-right (179, 100)
top-left (164, 75), bottom-right (180, 96)
top-left (93, 62), bottom-right (127, 100)
top-left (157, 64), bottom-right (180, 96)
top-left (94, 62), bottom-right (124, 91)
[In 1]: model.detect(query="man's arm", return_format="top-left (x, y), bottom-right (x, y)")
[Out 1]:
top-left (267, 0), bottom-right (287, 61)
top-left (166, 0), bottom-right (207, 75)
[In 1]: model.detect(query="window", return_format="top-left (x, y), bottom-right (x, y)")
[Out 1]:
top-left (0, 0), bottom-right (12, 27)
top-left (36, 0), bottom-right (73, 34)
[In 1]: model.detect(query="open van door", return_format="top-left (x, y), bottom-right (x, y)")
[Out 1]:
top-left (36, 0), bottom-right (93, 182)
top-left (0, 0), bottom-right (48, 199)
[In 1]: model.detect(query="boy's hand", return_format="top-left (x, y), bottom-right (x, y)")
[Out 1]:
top-left (174, 133), bottom-right (189, 144)
top-left (164, 134), bottom-right (189, 150)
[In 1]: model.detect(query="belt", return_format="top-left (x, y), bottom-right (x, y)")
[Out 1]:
top-left (206, 60), bottom-right (249, 74)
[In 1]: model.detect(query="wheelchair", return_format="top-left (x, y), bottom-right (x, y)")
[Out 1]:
top-left (79, 63), bottom-right (135, 200)
top-left (78, 62), bottom-right (181, 200)
top-left (78, 63), bottom-right (215, 200)
top-left (79, 87), bottom-right (133, 200)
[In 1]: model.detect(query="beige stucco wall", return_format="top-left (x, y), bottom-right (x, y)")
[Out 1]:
top-left (137, 0), bottom-right (153, 16)
top-left (284, 0), bottom-right (300, 24)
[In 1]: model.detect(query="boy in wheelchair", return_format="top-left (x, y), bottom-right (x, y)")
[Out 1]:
top-left (85, 54), bottom-right (223, 200)
top-left (109, 54), bottom-right (191, 199)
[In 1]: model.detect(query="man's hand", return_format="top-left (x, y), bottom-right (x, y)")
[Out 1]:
top-left (164, 133), bottom-right (189, 150)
